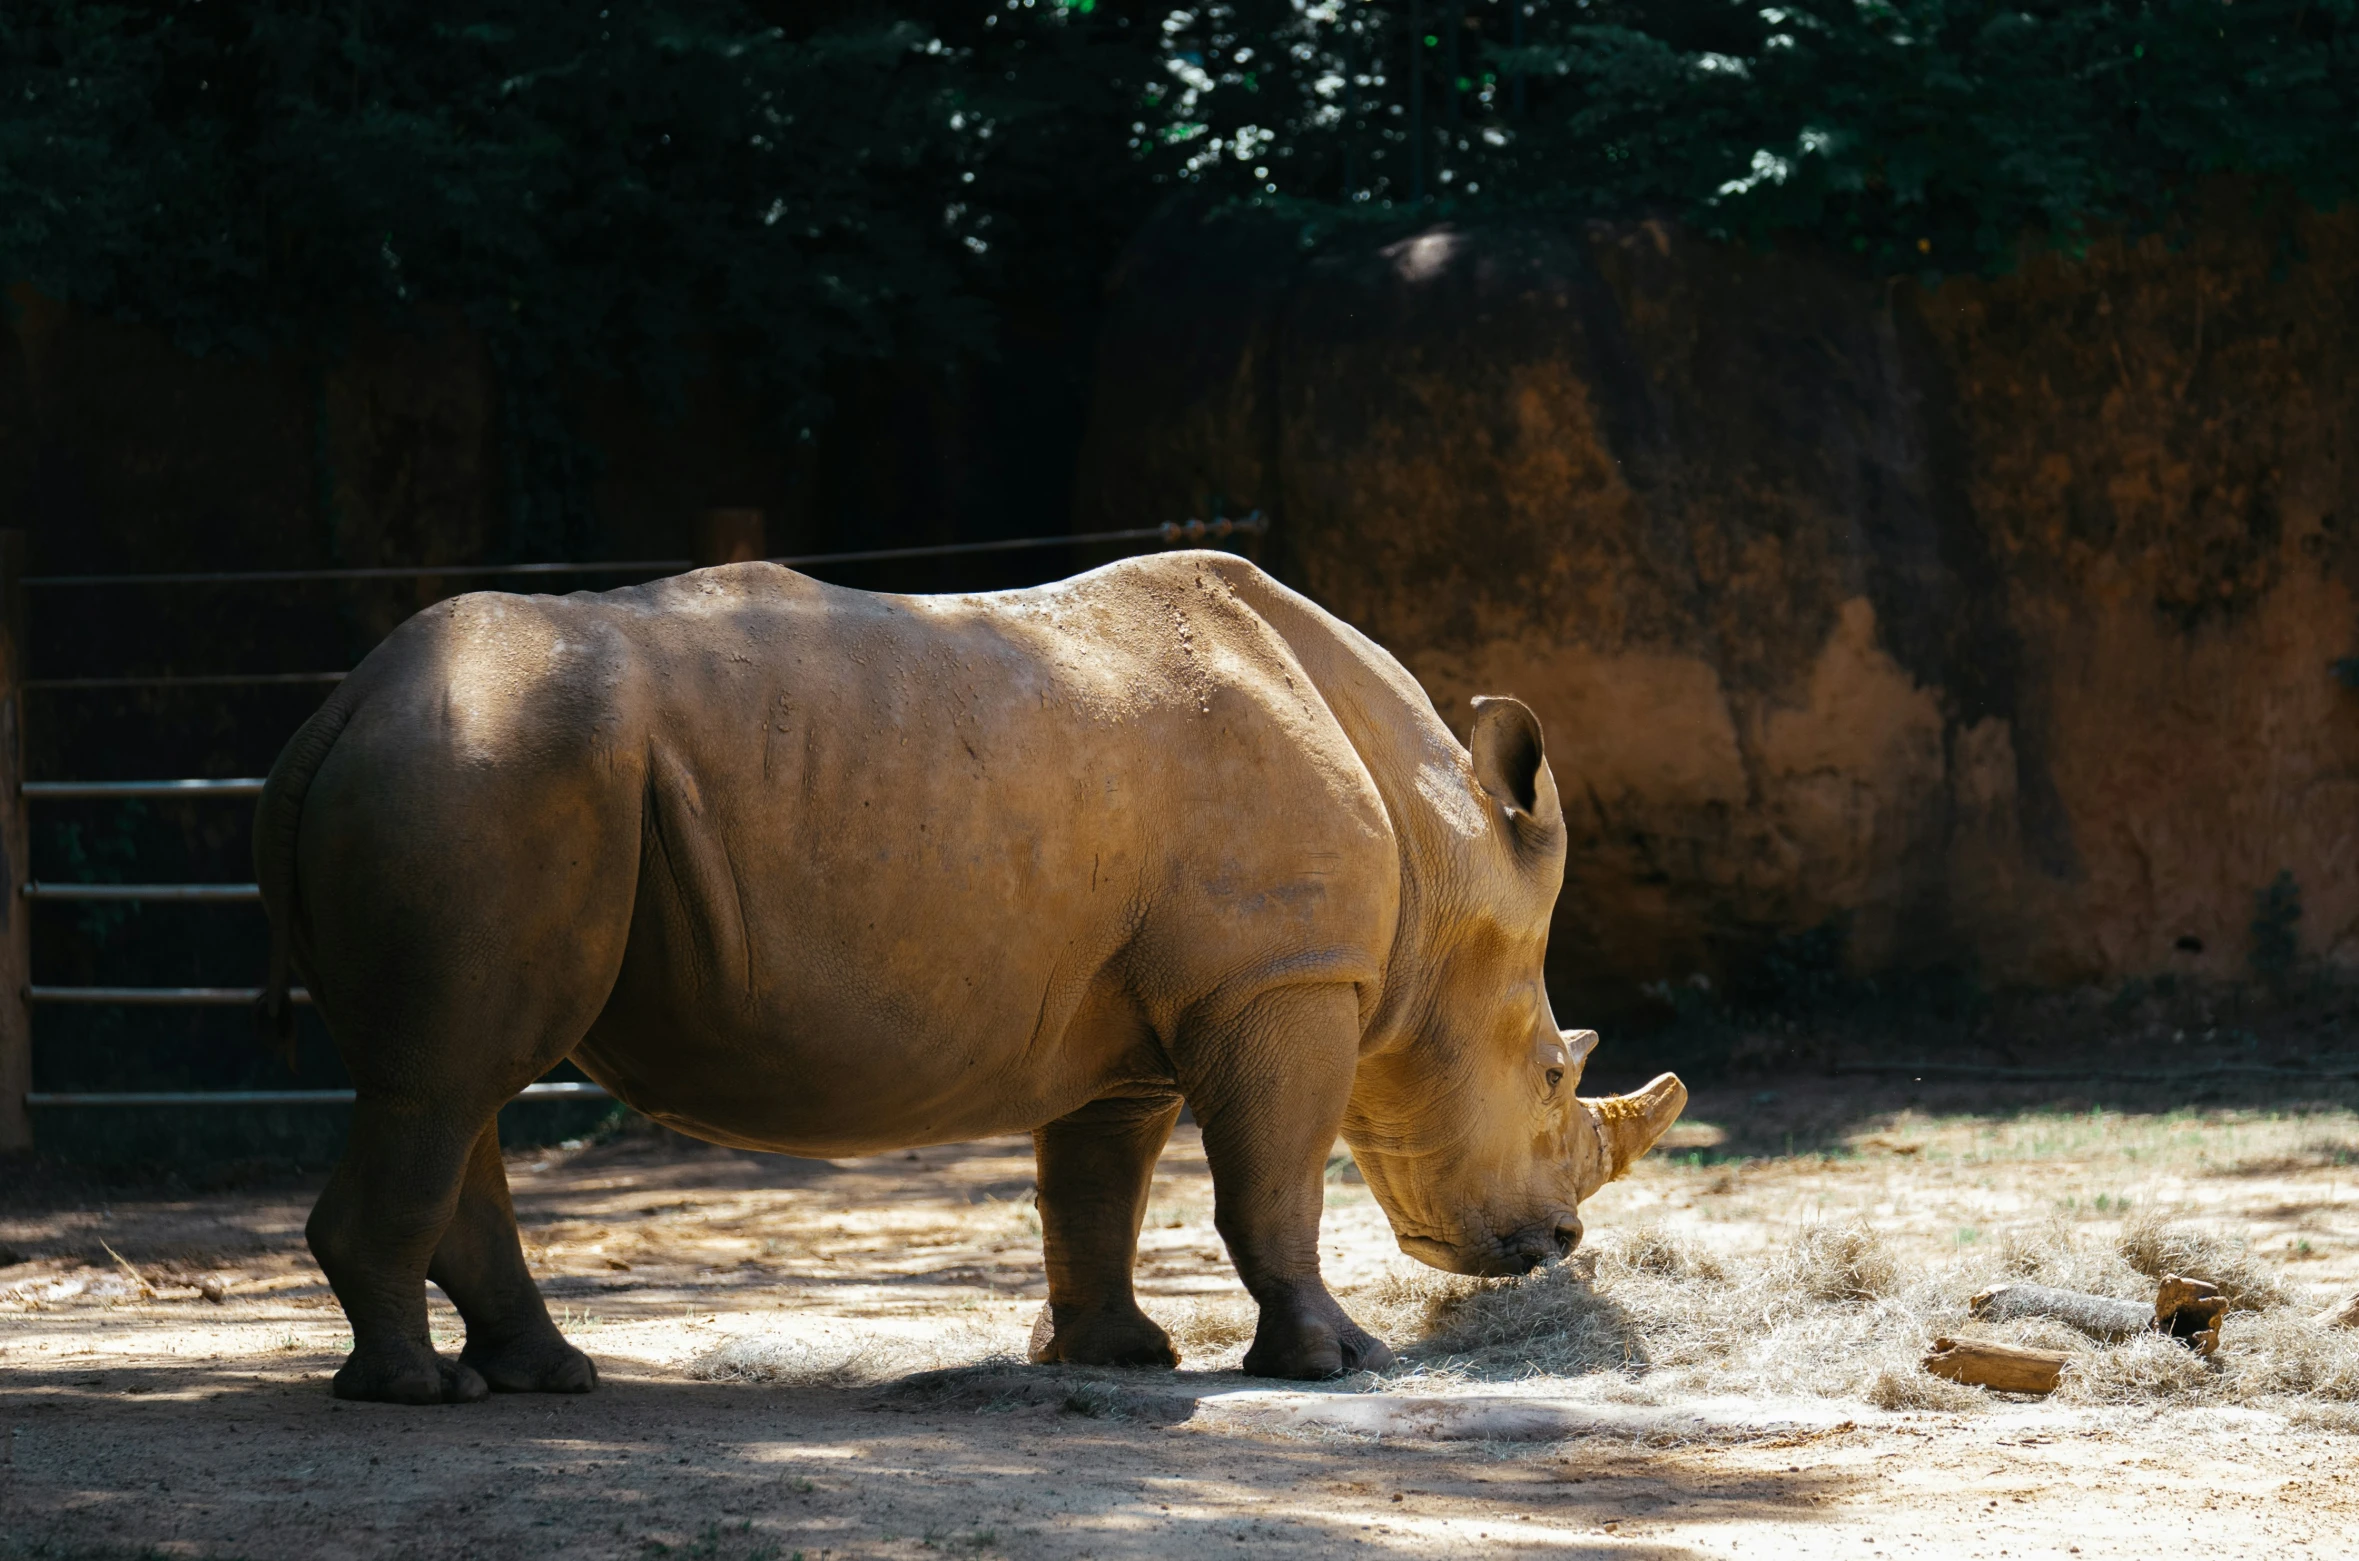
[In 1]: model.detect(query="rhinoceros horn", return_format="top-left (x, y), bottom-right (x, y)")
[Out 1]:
top-left (1579, 1072), bottom-right (1689, 1194)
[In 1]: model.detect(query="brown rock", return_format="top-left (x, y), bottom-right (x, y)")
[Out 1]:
top-left (2314, 1289), bottom-right (2359, 1329)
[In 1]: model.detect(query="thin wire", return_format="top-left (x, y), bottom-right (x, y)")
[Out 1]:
top-left (22, 516), bottom-right (1265, 588)
top-left (25, 1081), bottom-right (609, 1107)
top-left (27, 558), bottom-right (689, 587)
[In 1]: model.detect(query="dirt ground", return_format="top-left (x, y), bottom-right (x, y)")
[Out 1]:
top-left (6, 1073), bottom-right (2359, 1560)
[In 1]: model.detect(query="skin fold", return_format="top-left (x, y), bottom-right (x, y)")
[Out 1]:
top-left (254, 552), bottom-right (1685, 1404)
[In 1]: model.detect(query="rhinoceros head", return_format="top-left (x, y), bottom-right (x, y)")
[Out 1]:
top-left (1341, 696), bottom-right (1688, 1277)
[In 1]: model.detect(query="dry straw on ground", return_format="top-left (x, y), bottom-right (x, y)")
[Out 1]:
top-left (1371, 1217), bottom-right (2359, 1413)
top-left (681, 1216), bottom-right (2355, 1416)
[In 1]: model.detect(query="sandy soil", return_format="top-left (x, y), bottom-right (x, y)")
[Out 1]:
top-left (5, 1075), bottom-right (2359, 1559)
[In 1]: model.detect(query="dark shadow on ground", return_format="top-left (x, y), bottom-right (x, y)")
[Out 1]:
top-left (0, 1359), bottom-right (1855, 1561)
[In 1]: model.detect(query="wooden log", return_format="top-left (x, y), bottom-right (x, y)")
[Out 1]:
top-left (2155, 1274), bottom-right (2227, 1358)
top-left (1969, 1282), bottom-right (2150, 1341)
top-left (1921, 1338), bottom-right (2069, 1395)
top-left (1966, 1276), bottom-right (2230, 1356)
top-left (2313, 1289), bottom-right (2359, 1329)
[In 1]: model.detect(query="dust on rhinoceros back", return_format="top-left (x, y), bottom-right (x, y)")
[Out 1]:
top-left (251, 550), bottom-right (1686, 1405)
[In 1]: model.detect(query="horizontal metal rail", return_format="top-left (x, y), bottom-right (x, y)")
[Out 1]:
top-left (24, 672), bottom-right (347, 691)
top-left (24, 778), bottom-right (266, 800)
top-left (28, 985), bottom-right (311, 1006)
top-left (25, 882), bottom-right (261, 902)
top-left (22, 514), bottom-right (1267, 588)
top-left (6, 517), bottom-right (1264, 1135)
top-left (24, 1081), bottom-right (611, 1108)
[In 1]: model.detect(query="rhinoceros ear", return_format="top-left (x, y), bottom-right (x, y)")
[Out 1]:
top-left (1468, 696), bottom-right (1557, 826)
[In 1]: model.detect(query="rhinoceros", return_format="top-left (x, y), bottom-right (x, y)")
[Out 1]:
top-left (254, 551), bottom-right (1685, 1404)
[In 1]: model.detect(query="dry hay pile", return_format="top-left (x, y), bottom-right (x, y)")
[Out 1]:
top-left (1364, 1211), bottom-right (2359, 1415)
top-left (678, 1215), bottom-right (2358, 1421)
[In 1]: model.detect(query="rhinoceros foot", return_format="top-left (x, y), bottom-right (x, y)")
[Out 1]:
top-left (1027, 1302), bottom-right (1181, 1369)
top-left (460, 1332), bottom-right (600, 1395)
top-left (331, 1341), bottom-right (488, 1405)
top-left (1242, 1291), bottom-right (1394, 1381)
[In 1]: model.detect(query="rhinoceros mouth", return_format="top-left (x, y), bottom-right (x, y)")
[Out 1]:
top-left (1397, 1221), bottom-right (1578, 1277)
top-left (1394, 1233), bottom-right (1468, 1271)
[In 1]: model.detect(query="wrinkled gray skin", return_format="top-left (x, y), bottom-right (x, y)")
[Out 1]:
top-left (255, 553), bottom-right (1685, 1404)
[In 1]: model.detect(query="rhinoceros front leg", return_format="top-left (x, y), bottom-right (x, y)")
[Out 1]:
top-left (1029, 1094), bottom-right (1185, 1367)
top-left (428, 1122), bottom-right (597, 1394)
top-left (1182, 983), bottom-right (1395, 1380)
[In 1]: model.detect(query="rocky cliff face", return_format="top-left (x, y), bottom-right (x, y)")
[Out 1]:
top-left (1076, 202), bottom-right (2359, 1012)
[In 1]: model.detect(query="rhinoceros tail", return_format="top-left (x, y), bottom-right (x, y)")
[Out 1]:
top-left (252, 680), bottom-right (363, 1068)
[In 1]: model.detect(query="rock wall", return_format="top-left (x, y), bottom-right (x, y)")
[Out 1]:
top-left (1076, 202), bottom-right (2359, 1012)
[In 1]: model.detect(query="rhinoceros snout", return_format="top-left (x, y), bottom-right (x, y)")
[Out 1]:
top-left (1494, 1218), bottom-right (1582, 1276)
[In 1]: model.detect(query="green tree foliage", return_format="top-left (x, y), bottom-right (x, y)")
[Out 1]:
top-left (1, 1), bottom-right (1170, 550)
top-left (2, 1), bottom-right (2353, 486)
top-left (2, 9), bottom-right (943, 387)
top-left (0, 3), bottom-right (1152, 425)
top-left (1155, 1), bottom-right (2359, 276)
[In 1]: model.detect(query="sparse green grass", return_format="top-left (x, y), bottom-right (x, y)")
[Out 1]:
top-left (1884, 1106), bottom-right (2359, 1173)
top-left (642, 1520), bottom-right (783, 1561)
top-left (1673, 1104), bottom-right (2359, 1176)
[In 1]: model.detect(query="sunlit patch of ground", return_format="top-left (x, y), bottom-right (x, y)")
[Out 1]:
top-left (5, 1074), bottom-right (2359, 1558)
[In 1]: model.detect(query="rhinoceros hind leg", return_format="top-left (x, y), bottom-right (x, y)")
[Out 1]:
top-left (1030, 1095), bottom-right (1185, 1368)
top-left (1182, 984), bottom-right (1393, 1381)
top-left (431, 1122), bottom-right (600, 1394)
top-left (307, 1103), bottom-right (494, 1405)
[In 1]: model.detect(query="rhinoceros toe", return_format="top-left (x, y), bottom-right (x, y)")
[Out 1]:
top-left (1027, 1303), bottom-right (1181, 1368)
top-left (1243, 1307), bottom-right (1394, 1380)
top-left (460, 1334), bottom-right (600, 1394)
top-left (330, 1342), bottom-right (486, 1405)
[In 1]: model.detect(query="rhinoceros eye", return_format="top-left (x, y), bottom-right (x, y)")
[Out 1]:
top-left (1545, 1067), bottom-right (1564, 1093)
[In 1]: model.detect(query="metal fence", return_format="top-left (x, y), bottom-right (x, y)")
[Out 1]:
top-left (0, 512), bottom-right (1266, 1147)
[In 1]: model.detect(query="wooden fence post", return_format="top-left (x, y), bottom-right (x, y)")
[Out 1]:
top-left (694, 508), bottom-right (766, 568)
top-left (0, 530), bottom-right (28, 1151)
